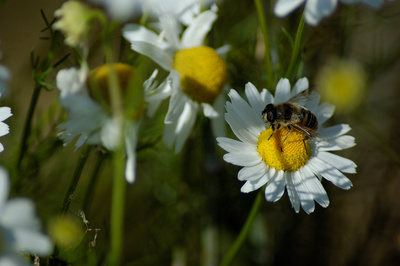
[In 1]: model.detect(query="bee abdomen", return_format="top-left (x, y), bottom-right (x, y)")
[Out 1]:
top-left (301, 108), bottom-right (318, 130)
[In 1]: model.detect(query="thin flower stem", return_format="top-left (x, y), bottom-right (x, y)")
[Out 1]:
top-left (254, 0), bottom-right (274, 91)
top-left (17, 84), bottom-right (42, 168)
top-left (61, 144), bottom-right (92, 214)
top-left (108, 148), bottom-right (126, 266)
top-left (285, 15), bottom-right (305, 79)
top-left (220, 189), bottom-right (264, 266)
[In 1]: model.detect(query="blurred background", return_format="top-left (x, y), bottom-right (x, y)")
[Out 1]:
top-left (1, 0), bottom-right (400, 265)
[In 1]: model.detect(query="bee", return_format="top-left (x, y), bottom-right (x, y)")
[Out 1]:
top-left (261, 90), bottom-right (318, 151)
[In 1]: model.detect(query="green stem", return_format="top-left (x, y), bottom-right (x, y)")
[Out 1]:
top-left (17, 84), bottom-right (42, 168)
top-left (108, 147), bottom-right (126, 266)
top-left (220, 189), bottom-right (264, 266)
top-left (285, 15), bottom-right (305, 79)
top-left (61, 144), bottom-right (92, 214)
top-left (254, 0), bottom-right (274, 90)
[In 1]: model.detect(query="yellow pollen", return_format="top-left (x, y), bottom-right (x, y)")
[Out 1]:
top-left (173, 46), bottom-right (227, 103)
top-left (257, 126), bottom-right (311, 172)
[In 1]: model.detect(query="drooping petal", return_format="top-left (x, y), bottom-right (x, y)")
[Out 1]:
top-left (265, 169), bottom-right (286, 202)
top-left (285, 172), bottom-right (301, 213)
top-left (124, 122), bottom-right (139, 183)
top-left (317, 151), bottom-right (357, 173)
top-left (308, 157), bottom-right (353, 189)
top-left (130, 41), bottom-right (174, 71)
top-left (122, 24), bottom-right (169, 49)
top-left (293, 170), bottom-right (315, 214)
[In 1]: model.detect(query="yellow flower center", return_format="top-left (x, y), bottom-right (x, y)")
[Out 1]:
top-left (257, 126), bottom-right (311, 172)
top-left (87, 63), bottom-right (144, 119)
top-left (173, 46), bottom-right (227, 103)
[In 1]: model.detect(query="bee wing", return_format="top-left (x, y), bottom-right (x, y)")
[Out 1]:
top-left (288, 89), bottom-right (319, 107)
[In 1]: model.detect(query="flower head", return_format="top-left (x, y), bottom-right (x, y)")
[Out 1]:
top-left (274, 0), bottom-right (383, 26)
top-left (217, 78), bottom-right (356, 214)
top-left (122, 7), bottom-right (230, 152)
top-left (56, 64), bottom-right (164, 183)
top-left (53, 0), bottom-right (95, 47)
top-left (0, 167), bottom-right (52, 265)
top-left (316, 59), bottom-right (366, 113)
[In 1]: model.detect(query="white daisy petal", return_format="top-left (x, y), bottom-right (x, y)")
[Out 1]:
top-left (274, 78), bottom-right (291, 103)
top-left (181, 9), bottom-right (217, 47)
top-left (293, 171), bottom-right (315, 214)
top-left (238, 163), bottom-right (268, 181)
top-left (0, 107), bottom-right (12, 122)
top-left (318, 151), bottom-right (357, 173)
top-left (316, 102), bottom-right (335, 125)
top-left (317, 135), bottom-right (356, 151)
top-left (245, 82), bottom-right (269, 119)
top-left (164, 87), bottom-right (187, 124)
top-left (124, 122), bottom-right (139, 183)
top-left (225, 112), bottom-right (259, 144)
top-left (159, 15), bottom-right (182, 50)
top-left (265, 169), bottom-right (286, 202)
top-left (285, 173), bottom-right (301, 213)
top-left (308, 157), bottom-right (353, 189)
top-left (130, 41), bottom-right (174, 71)
top-left (290, 77), bottom-right (309, 98)
top-left (240, 173), bottom-right (268, 193)
top-left (0, 167), bottom-right (10, 210)
top-left (122, 24), bottom-right (169, 49)
top-left (223, 150), bottom-right (262, 167)
top-left (301, 166), bottom-right (329, 207)
top-left (217, 137), bottom-right (256, 154)
top-left (320, 124), bottom-right (351, 138)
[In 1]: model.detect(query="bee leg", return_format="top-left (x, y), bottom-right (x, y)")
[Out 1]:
top-left (302, 138), bottom-right (309, 155)
top-left (281, 126), bottom-right (292, 152)
top-left (268, 124), bottom-right (276, 140)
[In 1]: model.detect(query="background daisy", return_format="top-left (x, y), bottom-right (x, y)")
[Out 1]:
top-left (122, 6), bottom-right (229, 153)
top-left (217, 79), bottom-right (356, 213)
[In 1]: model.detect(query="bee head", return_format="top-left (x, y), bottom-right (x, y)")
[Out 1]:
top-left (262, 104), bottom-right (276, 123)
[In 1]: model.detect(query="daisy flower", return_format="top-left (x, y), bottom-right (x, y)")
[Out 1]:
top-left (0, 167), bottom-right (53, 265)
top-left (274, 0), bottom-right (384, 26)
top-left (56, 63), bottom-right (166, 183)
top-left (122, 6), bottom-right (229, 153)
top-left (217, 78), bottom-right (356, 214)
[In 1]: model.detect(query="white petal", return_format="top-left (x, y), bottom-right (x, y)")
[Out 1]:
top-left (285, 173), bottom-right (300, 213)
top-left (181, 9), bottom-right (217, 47)
top-left (1, 199), bottom-right (40, 230)
top-left (226, 89), bottom-right (265, 138)
top-left (0, 107), bottom-right (12, 122)
top-left (301, 166), bottom-right (329, 207)
top-left (130, 42), bottom-right (174, 71)
top-left (320, 124), bottom-right (351, 138)
top-left (316, 102), bottom-right (335, 125)
top-left (264, 169), bottom-right (286, 202)
top-left (7, 228), bottom-right (53, 256)
top-left (240, 173), bottom-right (268, 193)
top-left (274, 78), bottom-right (291, 103)
top-left (274, 0), bottom-right (305, 17)
top-left (317, 135), bottom-right (356, 151)
top-left (159, 15), bottom-right (182, 49)
top-left (124, 122), bottom-right (139, 183)
top-left (290, 77), bottom-right (309, 98)
top-left (304, 0), bottom-right (338, 26)
top-left (122, 24), bottom-right (169, 49)
top-left (292, 171), bottom-right (315, 214)
top-left (225, 112), bottom-right (259, 144)
top-left (0, 167), bottom-right (10, 210)
top-left (222, 149), bottom-right (262, 167)
top-left (238, 163), bottom-right (268, 181)
top-left (245, 83), bottom-right (268, 119)
top-left (308, 157), bottom-right (353, 189)
top-left (202, 103), bottom-right (219, 118)
top-left (0, 253), bottom-right (31, 266)
top-left (164, 86), bottom-right (187, 124)
top-left (317, 151), bottom-right (357, 173)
